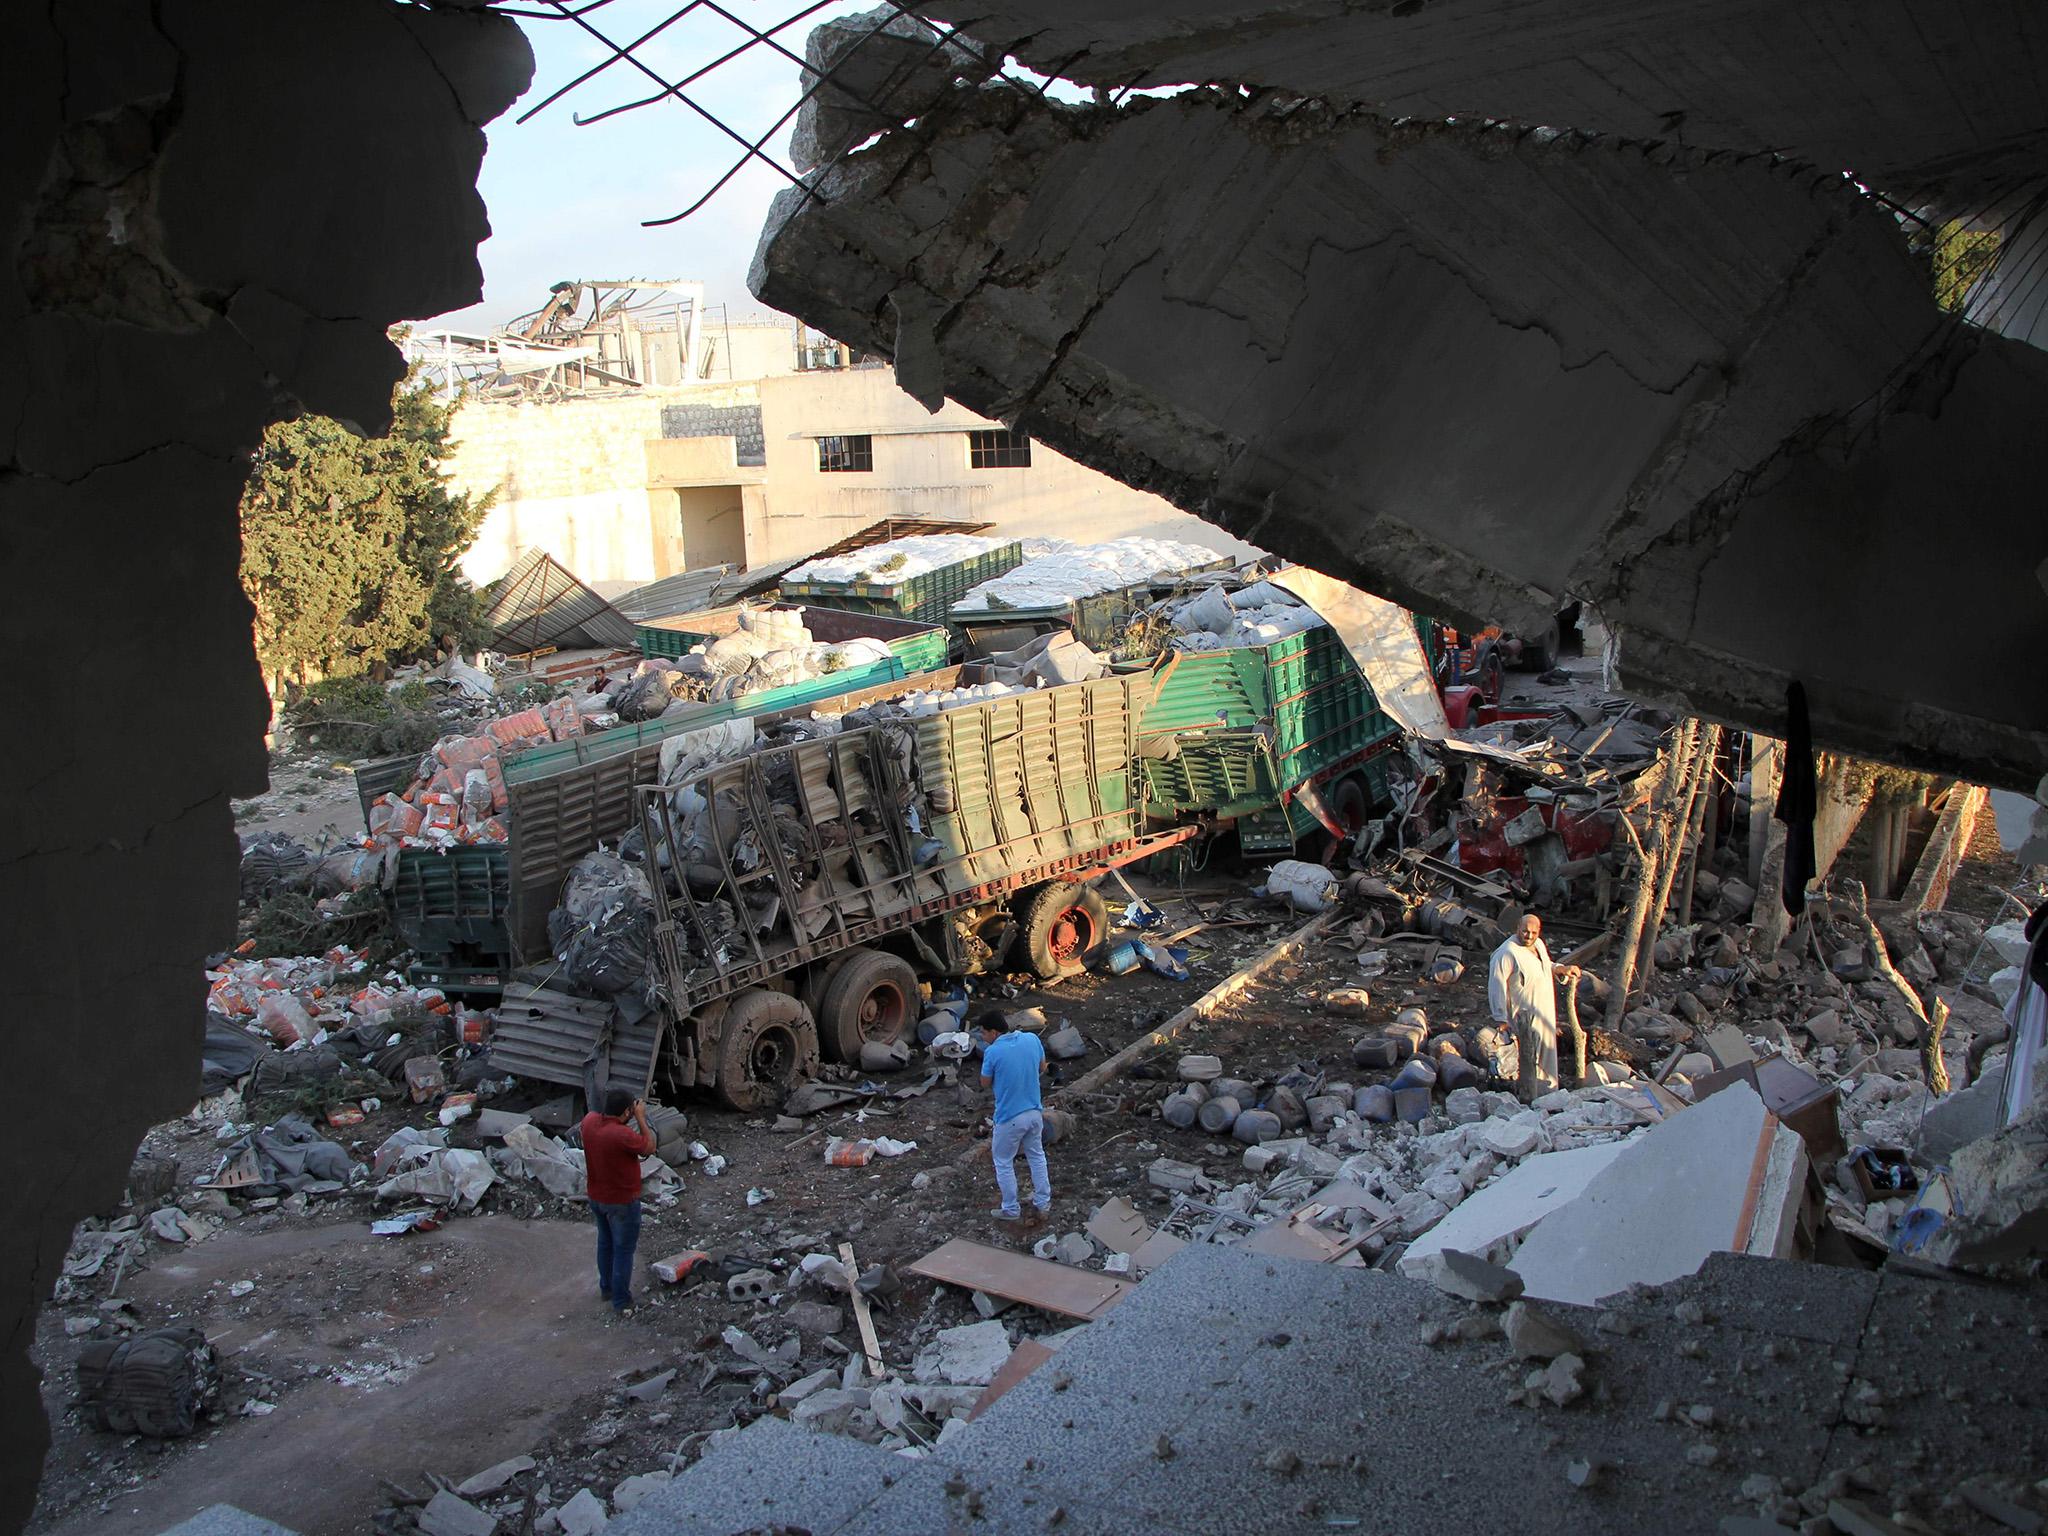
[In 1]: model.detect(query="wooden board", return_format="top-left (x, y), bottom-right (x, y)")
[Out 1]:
top-left (967, 1338), bottom-right (1057, 1422)
top-left (839, 1242), bottom-right (885, 1378)
top-left (907, 1238), bottom-right (1136, 1321)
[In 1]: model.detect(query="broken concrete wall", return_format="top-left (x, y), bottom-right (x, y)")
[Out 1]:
top-left (0, 2), bottom-right (530, 1526)
top-left (752, 88), bottom-right (2048, 788)
top-left (918, 0), bottom-right (2048, 203)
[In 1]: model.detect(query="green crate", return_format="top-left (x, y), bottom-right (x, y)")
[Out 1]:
top-left (781, 541), bottom-right (1025, 626)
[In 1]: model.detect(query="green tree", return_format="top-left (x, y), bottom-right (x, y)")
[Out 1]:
top-left (240, 376), bottom-right (492, 690)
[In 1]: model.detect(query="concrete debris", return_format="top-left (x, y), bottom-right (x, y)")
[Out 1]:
top-left (912, 1320), bottom-right (1013, 1387)
top-left (1503, 1301), bottom-right (1590, 1361)
top-left (610, 1470), bottom-right (673, 1512)
top-left (1414, 1249), bottom-right (1524, 1304)
top-left (454, 1455), bottom-right (536, 1498)
top-left (417, 1492), bottom-right (497, 1536)
top-left (552, 1487), bottom-right (609, 1536)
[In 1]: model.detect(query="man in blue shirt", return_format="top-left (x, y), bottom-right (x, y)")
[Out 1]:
top-left (977, 1010), bottom-right (1051, 1228)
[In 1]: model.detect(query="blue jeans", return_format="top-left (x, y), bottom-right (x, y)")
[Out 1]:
top-left (591, 1199), bottom-right (642, 1310)
top-left (991, 1110), bottom-right (1051, 1219)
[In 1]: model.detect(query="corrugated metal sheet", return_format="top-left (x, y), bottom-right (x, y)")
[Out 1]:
top-left (486, 982), bottom-right (661, 1098)
top-left (613, 566), bottom-right (733, 623)
top-left (487, 548), bottom-right (640, 652)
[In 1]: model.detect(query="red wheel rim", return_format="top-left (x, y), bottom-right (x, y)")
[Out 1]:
top-left (1048, 905), bottom-right (1097, 963)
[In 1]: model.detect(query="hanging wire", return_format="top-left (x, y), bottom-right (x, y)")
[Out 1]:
top-left (483, 0), bottom-right (1080, 230)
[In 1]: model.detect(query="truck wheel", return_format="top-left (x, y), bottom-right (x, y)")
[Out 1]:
top-left (1329, 775), bottom-right (1372, 836)
top-left (817, 948), bottom-right (919, 1063)
top-left (1016, 882), bottom-right (1109, 979)
top-left (714, 990), bottom-right (820, 1112)
top-left (1521, 617), bottom-right (1561, 673)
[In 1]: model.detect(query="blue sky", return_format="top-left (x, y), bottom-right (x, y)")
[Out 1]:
top-left (432, 1), bottom-right (868, 331)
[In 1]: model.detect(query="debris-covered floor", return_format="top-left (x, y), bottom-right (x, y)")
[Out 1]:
top-left (30, 635), bottom-right (2048, 1536)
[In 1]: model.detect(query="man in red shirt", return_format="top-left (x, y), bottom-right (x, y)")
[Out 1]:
top-left (582, 1088), bottom-right (654, 1314)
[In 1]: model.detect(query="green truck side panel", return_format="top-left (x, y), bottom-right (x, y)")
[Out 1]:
top-left (915, 673), bottom-right (1148, 889)
top-left (780, 542), bottom-right (1025, 626)
top-left (1137, 623), bottom-right (1400, 832)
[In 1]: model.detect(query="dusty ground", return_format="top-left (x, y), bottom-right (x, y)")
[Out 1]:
top-left (35, 638), bottom-right (2042, 1534)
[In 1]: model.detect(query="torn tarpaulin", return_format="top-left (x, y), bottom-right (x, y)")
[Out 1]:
top-left (376, 1146), bottom-right (495, 1210)
top-left (212, 1115), bottom-right (357, 1196)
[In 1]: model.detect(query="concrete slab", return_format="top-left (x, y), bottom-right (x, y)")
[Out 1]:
top-left (1816, 1265), bottom-right (2048, 1518)
top-left (1398, 1140), bottom-right (1632, 1276)
top-left (155, 1511), bottom-right (299, 1536)
top-left (599, 1417), bottom-right (898, 1536)
top-left (1511, 1085), bottom-right (1791, 1306)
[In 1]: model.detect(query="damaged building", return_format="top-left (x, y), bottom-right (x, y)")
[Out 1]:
top-left (5, 2), bottom-right (2048, 1535)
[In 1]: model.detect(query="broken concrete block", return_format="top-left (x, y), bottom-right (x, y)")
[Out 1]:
top-left (786, 1301), bottom-right (845, 1336)
top-left (1414, 1248), bottom-right (1525, 1304)
top-left (1056, 1232), bottom-right (1094, 1266)
top-left (1504, 1301), bottom-right (1590, 1360)
top-left (455, 1456), bottom-right (535, 1498)
top-left (912, 1320), bottom-right (1012, 1386)
top-left (1178, 1054), bottom-right (1223, 1081)
top-left (1539, 1352), bottom-right (1587, 1407)
top-left (611, 1471), bottom-right (672, 1513)
top-left (777, 1367), bottom-right (839, 1410)
top-left (1510, 1083), bottom-right (1807, 1307)
top-left (972, 1290), bottom-right (1014, 1318)
top-left (553, 1490), bottom-right (608, 1536)
top-left (1326, 986), bottom-right (1372, 1014)
top-left (1400, 1141), bottom-right (1629, 1278)
top-left (1481, 1117), bottom-right (1544, 1160)
top-left (418, 1491), bottom-right (498, 1536)
top-left (1392, 1190), bottom-right (1450, 1238)
top-left (1444, 1087), bottom-right (1485, 1126)
top-left (1421, 1171), bottom-right (1468, 1209)
top-left (1147, 1157), bottom-right (1205, 1192)
top-left (726, 1268), bottom-right (776, 1303)
top-left (792, 1387), bottom-right (874, 1434)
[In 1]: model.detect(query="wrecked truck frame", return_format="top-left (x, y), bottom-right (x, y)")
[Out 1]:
top-left (503, 672), bottom-right (1200, 1109)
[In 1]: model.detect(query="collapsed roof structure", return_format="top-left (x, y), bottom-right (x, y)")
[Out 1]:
top-left (746, 2), bottom-right (2048, 790)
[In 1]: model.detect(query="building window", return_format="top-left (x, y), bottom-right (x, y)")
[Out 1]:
top-left (968, 428), bottom-right (1032, 469)
top-left (817, 434), bottom-right (873, 472)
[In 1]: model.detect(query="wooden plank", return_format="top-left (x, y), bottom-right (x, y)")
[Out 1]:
top-left (839, 1242), bottom-right (886, 1379)
top-left (967, 1338), bottom-right (1056, 1422)
top-left (1057, 909), bottom-right (1341, 1099)
top-left (906, 1237), bottom-right (1137, 1321)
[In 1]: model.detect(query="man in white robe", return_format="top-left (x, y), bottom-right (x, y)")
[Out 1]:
top-left (1488, 913), bottom-right (1581, 1099)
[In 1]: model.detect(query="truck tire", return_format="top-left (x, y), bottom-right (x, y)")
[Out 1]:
top-left (1521, 617), bottom-right (1562, 673)
top-left (1328, 774), bottom-right (1372, 836)
top-left (714, 989), bottom-right (820, 1112)
top-left (1015, 882), bottom-right (1109, 979)
top-left (817, 948), bottom-right (919, 1064)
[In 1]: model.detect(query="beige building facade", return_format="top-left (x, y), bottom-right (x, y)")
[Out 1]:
top-left (447, 354), bottom-right (1253, 588)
